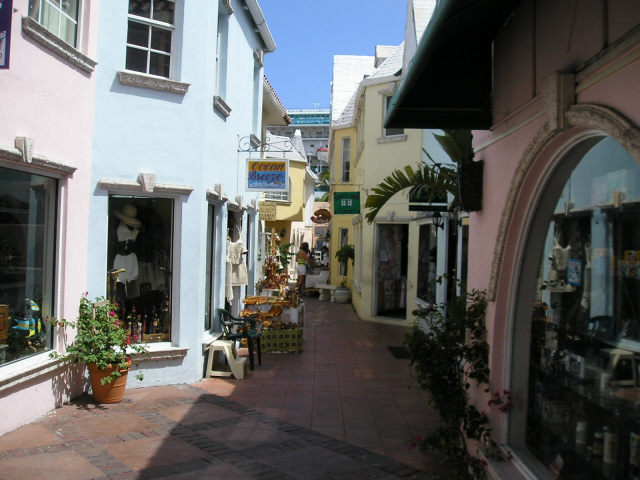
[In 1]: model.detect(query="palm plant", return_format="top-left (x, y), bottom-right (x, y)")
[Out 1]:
top-left (364, 130), bottom-right (473, 223)
top-left (316, 169), bottom-right (331, 202)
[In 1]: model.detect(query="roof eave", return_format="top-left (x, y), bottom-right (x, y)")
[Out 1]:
top-left (245, 0), bottom-right (276, 53)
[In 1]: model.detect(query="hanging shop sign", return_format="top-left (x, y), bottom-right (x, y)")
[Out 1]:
top-left (311, 208), bottom-right (331, 224)
top-left (259, 202), bottom-right (276, 221)
top-left (334, 192), bottom-right (360, 215)
top-left (246, 158), bottom-right (288, 192)
top-left (0, 0), bottom-right (12, 69)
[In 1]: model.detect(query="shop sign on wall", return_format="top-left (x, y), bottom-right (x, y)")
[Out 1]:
top-left (334, 192), bottom-right (360, 215)
top-left (259, 202), bottom-right (276, 221)
top-left (0, 0), bottom-right (13, 69)
top-left (246, 158), bottom-right (288, 192)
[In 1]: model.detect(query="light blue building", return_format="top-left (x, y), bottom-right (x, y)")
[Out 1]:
top-left (87, 0), bottom-right (283, 386)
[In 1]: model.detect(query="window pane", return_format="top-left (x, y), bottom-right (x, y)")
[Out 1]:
top-left (153, 0), bottom-right (174, 24)
top-left (127, 20), bottom-right (149, 48)
top-left (417, 224), bottom-right (437, 303)
top-left (62, 0), bottom-right (79, 20)
top-left (28, 0), bottom-right (41, 22)
top-left (60, 15), bottom-right (77, 47)
top-left (129, 0), bottom-right (151, 18)
top-left (0, 167), bottom-right (57, 366)
top-left (42, 2), bottom-right (60, 38)
top-left (108, 196), bottom-right (173, 343)
top-left (149, 52), bottom-right (170, 78)
top-left (48, 0), bottom-right (60, 7)
top-left (125, 47), bottom-right (148, 73)
top-left (151, 27), bottom-right (171, 53)
top-left (516, 137), bottom-right (640, 479)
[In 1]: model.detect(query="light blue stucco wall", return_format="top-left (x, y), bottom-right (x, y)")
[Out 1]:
top-left (88, 0), bottom-right (266, 386)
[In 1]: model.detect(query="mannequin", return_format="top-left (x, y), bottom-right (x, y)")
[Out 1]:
top-left (113, 204), bottom-right (142, 298)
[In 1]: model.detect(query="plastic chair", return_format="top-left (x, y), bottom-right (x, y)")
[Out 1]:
top-left (216, 309), bottom-right (262, 370)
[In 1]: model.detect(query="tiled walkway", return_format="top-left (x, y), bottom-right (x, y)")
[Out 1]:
top-left (0, 297), bottom-right (451, 480)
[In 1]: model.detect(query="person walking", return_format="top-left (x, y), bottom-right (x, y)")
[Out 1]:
top-left (296, 242), bottom-right (318, 295)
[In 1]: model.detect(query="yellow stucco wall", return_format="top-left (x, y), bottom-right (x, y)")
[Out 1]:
top-left (331, 83), bottom-right (426, 326)
top-left (329, 125), bottom-right (356, 288)
top-left (272, 159), bottom-right (306, 222)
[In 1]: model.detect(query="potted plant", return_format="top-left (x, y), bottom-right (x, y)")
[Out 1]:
top-left (334, 244), bottom-right (354, 303)
top-left (50, 293), bottom-right (147, 404)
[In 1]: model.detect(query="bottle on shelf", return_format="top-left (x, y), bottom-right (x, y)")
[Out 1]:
top-left (603, 426), bottom-right (619, 466)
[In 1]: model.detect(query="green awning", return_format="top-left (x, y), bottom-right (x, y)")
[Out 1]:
top-left (385, 0), bottom-right (521, 130)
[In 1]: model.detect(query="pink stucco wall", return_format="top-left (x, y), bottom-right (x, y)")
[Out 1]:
top-left (468, 0), bottom-right (640, 449)
top-left (0, 0), bottom-right (99, 434)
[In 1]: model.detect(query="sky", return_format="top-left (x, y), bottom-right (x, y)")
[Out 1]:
top-left (259, 1), bottom-right (408, 110)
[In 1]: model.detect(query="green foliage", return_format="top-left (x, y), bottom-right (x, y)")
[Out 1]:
top-left (317, 169), bottom-right (331, 202)
top-left (49, 294), bottom-right (148, 385)
top-left (364, 130), bottom-right (471, 223)
top-left (405, 279), bottom-right (497, 480)
top-left (335, 244), bottom-right (355, 278)
top-left (334, 244), bottom-right (354, 265)
top-left (277, 243), bottom-right (294, 270)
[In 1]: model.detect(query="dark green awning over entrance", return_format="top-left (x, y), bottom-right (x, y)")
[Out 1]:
top-left (385, 0), bottom-right (521, 130)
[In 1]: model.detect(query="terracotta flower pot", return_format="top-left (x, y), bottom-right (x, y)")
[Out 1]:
top-left (87, 362), bottom-right (131, 404)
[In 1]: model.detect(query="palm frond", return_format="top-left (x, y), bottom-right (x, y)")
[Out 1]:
top-left (364, 163), bottom-right (457, 223)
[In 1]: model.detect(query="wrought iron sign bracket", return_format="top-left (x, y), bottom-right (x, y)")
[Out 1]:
top-left (237, 134), bottom-right (294, 154)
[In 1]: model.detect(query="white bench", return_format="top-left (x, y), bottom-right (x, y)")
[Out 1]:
top-left (317, 284), bottom-right (337, 302)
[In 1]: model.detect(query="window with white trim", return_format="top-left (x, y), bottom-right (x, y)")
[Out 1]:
top-left (204, 203), bottom-right (218, 331)
top-left (341, 137), bottom-right (351, 183)
top-left (384, 96), bottom-right (404, 136)
top-left (215, 8), bottom-right (229, 99)
top-left (108, 195), bottom-right (174, 342)
top-left (28, 0), bottom-right (79, 46)
top-left (262, 178), bottom-right (291, 202)
top-left (126, 0), bottom-right (175, 78)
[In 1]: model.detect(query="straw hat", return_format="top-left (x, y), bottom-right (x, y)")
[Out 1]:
top-left (114, 204), bottom-right (141, 227)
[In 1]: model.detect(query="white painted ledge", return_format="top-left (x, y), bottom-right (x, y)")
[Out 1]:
top-left (376, 134), bottom-right (408, 144)
top-left (117, 71), bottom-right (190, 94)
top-left (214, 96), bottom-right (232, 117)
top-left (99, 173), bottom-right (193, 196)
top-left (0, 353), bottom-right (66, 393)
top-left (22, 17), bottom-right (97, 74)
top-left (130, 343), bottom-right (189, 362)
top-left (0, 143), bottom-right (77, 175)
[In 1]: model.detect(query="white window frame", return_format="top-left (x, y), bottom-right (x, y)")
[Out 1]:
top-left (262, 178), bottom-right (291, 203)
top-left (126, 0), bottom-right (176, 78)
top-left (341, 137), bottom-right (351, 183)
top-left (215, 9), bottom-right (230, 99)
top-left (28, 0), bottom-right (80, 47)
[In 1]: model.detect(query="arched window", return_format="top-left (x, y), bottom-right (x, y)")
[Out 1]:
top-left (510, 135), bottom-right (640, 478)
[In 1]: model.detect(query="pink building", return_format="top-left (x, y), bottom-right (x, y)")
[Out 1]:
top-left (0, 0), bottom-right (98, 434)
top-left (388, 1), bottom-right (640, 478)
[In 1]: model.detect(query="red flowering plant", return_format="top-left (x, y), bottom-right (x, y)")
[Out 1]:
top-left (49, 294), bottom-right (147, 384)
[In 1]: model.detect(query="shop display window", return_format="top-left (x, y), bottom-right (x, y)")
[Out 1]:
top-left (0, 166), bottom-right (57, 366)
top-left (417, 224), bottom-right (437, 304)
top-left (512, 137), bottom-right (640, 479)
top-left (108, 196), bottom-right (173, 343)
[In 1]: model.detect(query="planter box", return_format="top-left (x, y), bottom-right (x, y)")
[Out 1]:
top-left (261, 328), bottom-right (303, 353)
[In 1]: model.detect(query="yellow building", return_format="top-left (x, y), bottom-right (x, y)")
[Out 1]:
top-left (260, 130), bottom-right (316, 278)
top-left (328, 44), bottom-right (453, 325)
